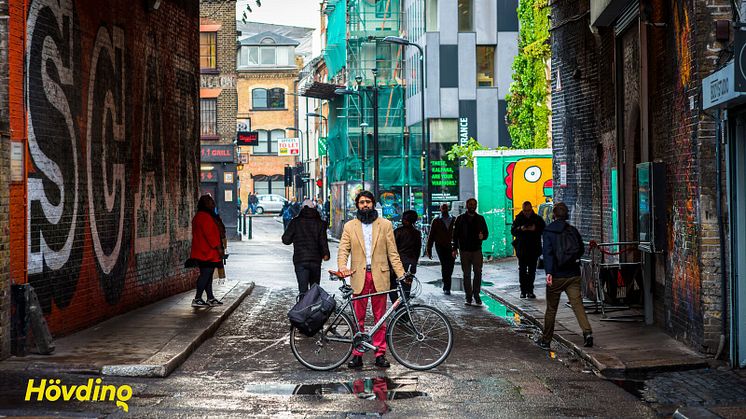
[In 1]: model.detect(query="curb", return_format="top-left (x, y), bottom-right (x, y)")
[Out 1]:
top-left (101, 282), bottom-right (255, 378)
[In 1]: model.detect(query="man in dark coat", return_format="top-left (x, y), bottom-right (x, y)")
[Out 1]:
top-left (540, 202), bottom-right (592, 349)
top-left (426, 203), bottom-right (456, 295)
top-left (282, 199), bottom-right (331, 297)
top-left (389, 210), bottom-right (421, 304)
top-left (511, 201), bottom-right (546, 299)
top-left (452, 198), bottom-right (489, 306)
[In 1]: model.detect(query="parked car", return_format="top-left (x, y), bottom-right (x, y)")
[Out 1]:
top-left (255, 194), bottom-right (287, 214)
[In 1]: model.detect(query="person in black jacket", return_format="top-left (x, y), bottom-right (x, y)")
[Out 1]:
top-left (389, 210), bottom-right (421, 304)
top-left (452, 198), bottom-right (489, 306)
top-left (539, 202), bottom-right (593, 349)
top-left (282, 199), bottom-right (331, 297)
top-left (426, 203), bottom-right (456, 294)
top-left (511, 201), bottom-right (546, 299)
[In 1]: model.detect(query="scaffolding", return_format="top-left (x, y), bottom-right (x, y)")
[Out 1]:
top-left (325, 0), bottom-right (421, 224)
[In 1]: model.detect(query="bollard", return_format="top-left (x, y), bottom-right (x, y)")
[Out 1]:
top-left (248, 215), bottom-right (253, 240)
top-left (242, 213), bottom-right (247, 237)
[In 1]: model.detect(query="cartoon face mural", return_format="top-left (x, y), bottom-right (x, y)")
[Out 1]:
top-left (505, 158), bottom-right (553, 217)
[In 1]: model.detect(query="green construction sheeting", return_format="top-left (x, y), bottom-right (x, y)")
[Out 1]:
top-left (474, 150), bottom-right (553, 259)
top-left (324, 0), bottom-right (347, 77)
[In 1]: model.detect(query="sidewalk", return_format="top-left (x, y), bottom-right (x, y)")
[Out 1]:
top-left (0, 279), bottom-right (254, 378)
top-left (472, 258), bottom-right (710, 377)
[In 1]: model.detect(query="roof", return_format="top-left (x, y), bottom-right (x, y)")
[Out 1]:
top-left (237, 21), bottom-right (314, 57)
top-left (239, 31), bottom-right (300, 46)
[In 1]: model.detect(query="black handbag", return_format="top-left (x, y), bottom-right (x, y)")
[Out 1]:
top-left (288, 284), bottom-right (337, 337)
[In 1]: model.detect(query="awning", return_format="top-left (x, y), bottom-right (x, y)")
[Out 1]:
top-left (200, 88), bottom-right (222, 98)
top-left (200, 24), bottom-right (221, 32)
top-left (299, 81), bottom-right (344, 100)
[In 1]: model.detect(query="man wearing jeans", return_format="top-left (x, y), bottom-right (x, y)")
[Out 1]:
top-left (282, 200), bottom-right (330, 297)
top-left (539, 202), bottom-right (593, 349)
top-left (338, 191), bottom-right (405, 369)
top-left (452, 198), bottom-right (489, 306)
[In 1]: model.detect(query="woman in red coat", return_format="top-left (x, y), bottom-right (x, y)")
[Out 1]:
top-left (189, 195), bottom-right (225, 307)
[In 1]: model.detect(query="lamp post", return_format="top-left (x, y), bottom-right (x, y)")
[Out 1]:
top-left (306, 112), bottom-right (327, 199)
top-left (334, 69), bottom-right (380, 200)
top-left (360, 122), bottom-right (368, 184)
top-left (383, 36), bottom-right (429, 223)
top-left (285, 126), bottom-right (305, 196)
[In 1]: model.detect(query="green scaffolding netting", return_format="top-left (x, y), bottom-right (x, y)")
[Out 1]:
top-left (324, 0), bottom-right (347, 77)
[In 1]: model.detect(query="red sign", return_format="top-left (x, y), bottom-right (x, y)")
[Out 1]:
top-left (200, 170), bottom-right (218, 183)
top-left (237, 131), bottom-right (259, 146)
top-left (200, 145), bottom-right (235, 162)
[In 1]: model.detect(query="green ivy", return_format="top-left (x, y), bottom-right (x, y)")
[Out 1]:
top-left (446, 138), bottom-right (508, 168)
top-left (505, 0), bottom-right (551, 149)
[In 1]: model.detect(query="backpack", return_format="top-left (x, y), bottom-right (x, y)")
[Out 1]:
top-left (554, 224), bottom-right (582, 268)
top-left (287, 284), bottom-right (337, 337)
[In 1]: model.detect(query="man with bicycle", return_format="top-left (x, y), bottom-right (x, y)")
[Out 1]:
top-left (337, 190), bottom-right (405, 369)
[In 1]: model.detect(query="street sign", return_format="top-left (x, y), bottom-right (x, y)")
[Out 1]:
top-left (318, 136), bottom-right (328, 156)
top-left (278, 138), bottom-right (300, 156)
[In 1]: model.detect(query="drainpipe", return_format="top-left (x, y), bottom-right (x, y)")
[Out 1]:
top-left (715, 108), bottom-right (728, 361)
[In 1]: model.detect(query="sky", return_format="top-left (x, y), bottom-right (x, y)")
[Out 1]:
top-left (236, 0), bottom-right (320, 30)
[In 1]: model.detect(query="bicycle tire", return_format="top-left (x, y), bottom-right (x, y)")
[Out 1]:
top-left (290, 311), bottom-right (354, 371)
top-left (387, 304), bottom-right (453, 370)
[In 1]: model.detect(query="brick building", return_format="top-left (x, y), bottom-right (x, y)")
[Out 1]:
top-left (0, 0), bottom-right (201, 359)
top-left (236, 27), bottom-right (308, 206)
top-left (550, 0), bottom-right (744, 366)
top-left (200, 0), bottom-right (239, 236)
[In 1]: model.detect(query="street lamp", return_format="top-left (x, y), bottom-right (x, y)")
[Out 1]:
top-left (383, 36), bottom-right (429, 223)
top-left (360, 122), bottom-right (369, 184)
top-left (285, 127), bottom-right (305, 196)
top-left (306, 112), bottom-right (327, 198)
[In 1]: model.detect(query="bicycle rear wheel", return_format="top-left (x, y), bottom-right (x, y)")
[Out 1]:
top-left (387, 304), bottom-right (453, 370)
top-left (290, 311), bottom-right (354, 371)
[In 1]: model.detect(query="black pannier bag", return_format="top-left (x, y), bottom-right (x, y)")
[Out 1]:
top-left (288, 284), bottom-right (337, 337)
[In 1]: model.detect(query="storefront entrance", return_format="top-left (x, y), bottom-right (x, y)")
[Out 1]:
top-left (729, 111), bottom-right (746, 368)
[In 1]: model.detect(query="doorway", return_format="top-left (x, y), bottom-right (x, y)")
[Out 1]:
top-left (729, 111), bottom-right (746, 368)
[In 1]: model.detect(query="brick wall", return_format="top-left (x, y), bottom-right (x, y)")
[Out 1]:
top-left (0, 0), bottom-right (9, 359)
top-left (551, 0), bottom-right (732, 354)
top-left (14, 0), bottom-right (200, 337)
top-left (200, 0), bottom-right (237, 145)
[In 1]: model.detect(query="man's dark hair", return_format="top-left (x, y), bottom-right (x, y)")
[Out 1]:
top-left (466, 198), bottom-right (477, 205)
top-left (401, 210), bottom-right (418, 225)
top-left (553, 202), bottom-right (569, 220)
top-left (522, 201), bottom-right (532, 208)
top-left (355, 190), bottom-right (376, 206)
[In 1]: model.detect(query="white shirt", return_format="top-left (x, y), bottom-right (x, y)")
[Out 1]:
top-left (362, 222), bottom-right (373, 265)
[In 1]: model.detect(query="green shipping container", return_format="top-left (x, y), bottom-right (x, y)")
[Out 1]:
top-left (474, 149), bottom-right (553, 259)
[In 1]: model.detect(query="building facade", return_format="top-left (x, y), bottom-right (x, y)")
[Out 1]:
top-left (551, 0), bottom-right (745, 367)
top-left (402, 0), bottom-right (519, 206)
top-left (0, 0), bottom-right (201, 358)
top-left (236, 28), bottom-right (304, 206)
top-left (200, 0), bottom-right (239, 237)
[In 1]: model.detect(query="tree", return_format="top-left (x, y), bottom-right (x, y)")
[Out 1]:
top-left (445, 138), bottom-right (487, 168)
top-left (505, 0), bottom-right (551, 149)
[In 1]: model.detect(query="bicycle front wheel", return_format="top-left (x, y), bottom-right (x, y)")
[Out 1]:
top-left (290, 311), bottom-right (354, 371)
top-left (387, 304), bottom-right (453, 370)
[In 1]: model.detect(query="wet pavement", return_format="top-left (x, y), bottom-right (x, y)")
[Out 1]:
top-left (0, 217), bottom-right (657, 417)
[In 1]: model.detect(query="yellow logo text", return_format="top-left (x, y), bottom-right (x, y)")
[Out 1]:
top-left (25, 378), bottom-right (132, 412)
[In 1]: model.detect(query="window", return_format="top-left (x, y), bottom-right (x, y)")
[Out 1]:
top-left (200, 99), bottom-right (217, 138)
top-left (252, 129), bottom-right (285, 154)
top-left (429, 119), bottom-right (458, 143)
top-left (375, 0), bottom-right (392, 18)
top-left (253, 176), bottom-right (284, 195)
top-left (458, 0), bottom-right (472, 32)
top-left (426, 0), bottom-right (438, 31)
top-left (476, 46), bottom-right (495, 87)
top-left (252, 88), bottom-right (268, 109)
top-left (252, 88), bottom-right (285, 110)
top-left (200, 32), bottom-right (217, 70)
top-left (254, 180), bottom-right (270, 195)
top-left (238, 46), bottom-right (294, 67)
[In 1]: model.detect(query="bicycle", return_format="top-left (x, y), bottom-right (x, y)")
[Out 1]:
top-left (290, 269), bottom-right (454, 371)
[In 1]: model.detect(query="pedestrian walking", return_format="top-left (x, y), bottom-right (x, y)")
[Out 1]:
top-left (282, 199), bottom-right (331, 298)
top-left (248, 192), bottom-right (259, 214)
top-left (426, 203), bottom-right (456, 295)
top-left (539, 202), bottom-right (593, 349)
top-left (187, 195), bottom-right (225, 308)
top-left (337, 190), bottom-right (405, 369)
top-left (389, 210), bottom-right (421, 305)
top-left (511, 201), bottom-right (546, 299)
top-left (281, 198), bottom-right (294, 230)
top-left (452, 198), bottom-right (489, 306)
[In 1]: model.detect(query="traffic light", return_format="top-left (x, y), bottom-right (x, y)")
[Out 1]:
top-left (284, 166), bottom-right (293, 187)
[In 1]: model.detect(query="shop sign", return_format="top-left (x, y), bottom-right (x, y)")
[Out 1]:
top-left (237, 131), bottom-right (259, 146)
top-left (201, 144), bottom-right (235, 162)
top-left (429, 142), bottom-right (459, 204)
top-left (200, 170), bottom-right (218, 183)
top-left (278, 138), bottom-right (300, 156)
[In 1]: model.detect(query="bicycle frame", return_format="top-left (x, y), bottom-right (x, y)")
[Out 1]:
top-left (321, 274), bottom-right (419, 351)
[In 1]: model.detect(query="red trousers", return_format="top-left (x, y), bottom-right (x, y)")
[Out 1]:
top-left (352, 271), bottom-right (388, 356)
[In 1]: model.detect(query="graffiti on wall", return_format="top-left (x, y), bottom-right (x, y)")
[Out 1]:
top-left (505, 157), bottom-right (553, 218)
top-left (24, 0), bottom-right (199, 318)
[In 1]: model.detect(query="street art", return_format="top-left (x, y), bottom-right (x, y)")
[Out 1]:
top-left (505, 157), bottom-right (553, 218)
top-left (23, 0), bottom-right (200, 329)
top-left (26, 0), bottom-right (86, 312)
top-left (86, 25), bottom-right (131, 303)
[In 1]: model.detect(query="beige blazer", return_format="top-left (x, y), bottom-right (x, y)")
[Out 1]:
top-left (337, 217), bottom-right (406, 294)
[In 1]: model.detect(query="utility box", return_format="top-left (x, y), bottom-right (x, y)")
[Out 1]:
top-left (473, 149), bottom-right (553, 259)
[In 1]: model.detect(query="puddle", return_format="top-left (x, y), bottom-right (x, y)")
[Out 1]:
top-left (425, 279), bottom-right (495, 292)
top-left (245, 377), bottom-right (428, 401)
